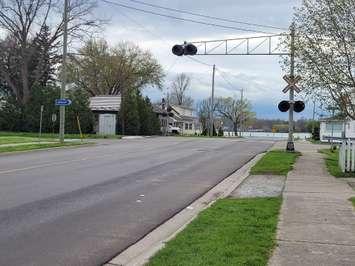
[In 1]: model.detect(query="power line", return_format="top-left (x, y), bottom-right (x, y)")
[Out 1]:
top-left (215, 67), bottom-right (243, 92)
top-left (112, 7), bottom-right (183, 77)
top-left (101, 0), bottom-right (276, 34)
top-left (123, 0), bottom-right (287, 31)
top-left (186, 56), bottom-right (214, 67)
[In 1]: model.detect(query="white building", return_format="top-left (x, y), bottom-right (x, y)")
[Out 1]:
top-left (89, 96), bottom-right (121, 135)
top-left (154, 104), bottom-right (201, 135)
top-left (170, 105), bottom-right (201, 135)
top-left (320, 118), bottom-right (355, 142)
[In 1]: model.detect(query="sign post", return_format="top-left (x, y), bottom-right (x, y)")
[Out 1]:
top-left (39, 105), bottom-right (44, 143)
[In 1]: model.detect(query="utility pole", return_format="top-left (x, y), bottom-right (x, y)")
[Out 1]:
top-left (240, 89), bottom-right (244, 137)
top-left (210, 64), bottom-right (216, 137)
top-left (59, 0), bottom-right (69, 143)
top-left (121, 89), bottom-right (125, 136)
top-left (286, 23), bottom-right (296, 152)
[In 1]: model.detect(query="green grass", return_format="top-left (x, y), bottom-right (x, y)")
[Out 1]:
top-left (0, 142), bottom-right (88, 153)
top-left (319, 149), bottom-right (355, 178)
top-left (309, 139), bottom-right (328, 145)
top-left (250, 150), bottom-right (301, 176)
top-left (148, 197), bottom-right (282, 266)
top-left (350, 197), bottom-right (355, 208)
top-left (0, 131), bottom-right (121, 139)
top-left (0, 136), bottom-right (55, 145)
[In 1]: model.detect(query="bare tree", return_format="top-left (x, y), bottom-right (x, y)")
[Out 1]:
top-left (169, 73), bottom-right (194, 107)
top-left (0, 0), bottom-right (101, 104)
top-left (287, 0), bottom-right (355, 118)
top-left (215, 96), bottom-right (254, 135)
top-left (197, 97), bottom-right (218, 135)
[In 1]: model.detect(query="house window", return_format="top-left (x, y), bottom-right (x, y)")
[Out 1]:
top-left (325, 122), bottom-right (343, 132)
top-left (189, 123), bottom-right (193, 130)
top-left (185, 123), bottom-right (188, 130)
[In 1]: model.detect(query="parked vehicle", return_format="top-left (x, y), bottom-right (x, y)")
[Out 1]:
top-left (167, 125), bottom-right (181, 134)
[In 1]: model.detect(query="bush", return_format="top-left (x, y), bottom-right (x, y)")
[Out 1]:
top-left (0, 86), bottom-right (94, 134)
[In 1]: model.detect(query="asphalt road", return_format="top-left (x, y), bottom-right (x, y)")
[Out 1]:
top-left (0, 137), bottom-right (273, 266)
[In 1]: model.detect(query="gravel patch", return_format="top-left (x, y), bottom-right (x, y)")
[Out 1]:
top-left (230, 175), bottom-right (286, 198)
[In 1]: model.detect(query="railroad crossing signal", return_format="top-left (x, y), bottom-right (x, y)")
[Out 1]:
top-left (283, 75), bottom-right (302, 93)
top-left (172, 43), bottom-right (198, 56)
top-left (278, 100), bottom-right (305, 113)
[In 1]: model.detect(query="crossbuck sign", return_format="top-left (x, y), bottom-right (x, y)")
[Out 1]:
top-left (283, 75), bottom-right (302, 93)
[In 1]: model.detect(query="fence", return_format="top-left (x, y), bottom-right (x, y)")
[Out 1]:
top-left (339, 139), bottom-right (355, 173)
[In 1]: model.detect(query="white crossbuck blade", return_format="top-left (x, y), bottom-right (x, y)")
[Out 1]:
top-left (283, 75), bottom-right (302, 93)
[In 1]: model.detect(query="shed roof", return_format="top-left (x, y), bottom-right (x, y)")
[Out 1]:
top-left (89, 96), bottom-right (121, 112)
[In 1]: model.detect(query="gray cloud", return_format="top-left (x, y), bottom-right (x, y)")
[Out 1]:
top-left (98, 0), bottom-right (304, 118)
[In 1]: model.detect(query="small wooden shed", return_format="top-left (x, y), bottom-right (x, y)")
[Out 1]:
top-left (89, 96), bottom-right (121, 135)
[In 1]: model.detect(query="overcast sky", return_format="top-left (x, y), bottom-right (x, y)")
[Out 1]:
top-left (95, 0), bottom-right (321, 119)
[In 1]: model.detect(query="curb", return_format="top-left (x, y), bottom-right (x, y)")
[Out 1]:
top-left (105, 152), bottom-right (265, 266)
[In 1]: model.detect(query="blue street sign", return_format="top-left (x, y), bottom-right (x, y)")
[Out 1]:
top-left (55, 99), bottom-right (72, 106)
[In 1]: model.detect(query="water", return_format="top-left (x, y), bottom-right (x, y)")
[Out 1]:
top-left (224, 131), bottom-right (311, 140)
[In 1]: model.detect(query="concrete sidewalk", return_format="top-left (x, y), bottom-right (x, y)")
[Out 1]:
top-left (269, 143), bottom-right (355, 266)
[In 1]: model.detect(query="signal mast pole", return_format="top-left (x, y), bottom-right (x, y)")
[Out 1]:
top-left (287, 24), bottom-right (296, 151)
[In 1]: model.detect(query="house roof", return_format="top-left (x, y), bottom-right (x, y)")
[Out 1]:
top-left (89, 96), bottom-right (121, 112)
top-left (152, 104), bottom-right (164, 114)
top-left (170, 105), bottom-right (194, 111)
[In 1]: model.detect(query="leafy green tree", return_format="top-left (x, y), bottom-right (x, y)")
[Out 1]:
top-left (23, 86), bottom-right (60, 132)
top-left (66, 89), bottom-right (94, 134)
top-left (0, 85), bottom-right (94, 134)
top-left (138, 95), bottom-right (160, 135)
top-left (121, 90), bottom-right (140, 135)
top-left (0, 94), bottom-right (23, 131)
top-left (67, 39), bottom-right (164, 96)
top-left (286, 0), bottom-right (355, 118)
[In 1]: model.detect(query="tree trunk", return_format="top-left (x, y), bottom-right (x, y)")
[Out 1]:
top-left (21, 62), bottom-right (30, 104)
top-left (233, 122), bottom-right (238, 136)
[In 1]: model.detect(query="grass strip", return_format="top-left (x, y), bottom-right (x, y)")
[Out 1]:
top-left (250, 150), bottom-right (300, 176)
top-left (0, 136), bottom-right (54, 145)
top-left (0, 142), bottom-right (86, 153)
top-left (350, 197), bottom-right (355, 208)
top-left (148, 197), bottom-right (282, 266)
top-left (0, 131), bottom-right (121, 139)
top-left (319, 149), bottom-right (355, 178)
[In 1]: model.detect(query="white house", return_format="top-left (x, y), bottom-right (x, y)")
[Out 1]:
top-left (170, 105), bottom-right (201, 135)
top-left (320, 118), bottom-right (355, 142)
top-left (154, 104), bottom-right (201, 135)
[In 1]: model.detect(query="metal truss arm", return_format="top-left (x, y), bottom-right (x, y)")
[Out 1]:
top-left (191, 34), bottom-right (290, 56)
